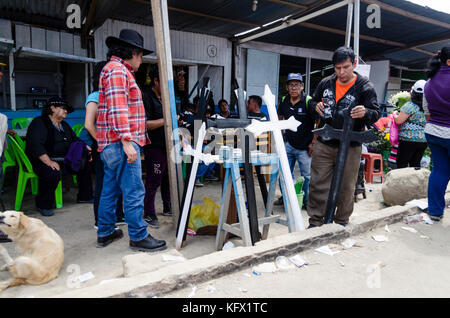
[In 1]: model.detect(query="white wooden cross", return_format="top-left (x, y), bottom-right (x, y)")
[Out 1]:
top-left (245, 85), bottom-right (305, 231)
top-left (176, 122), bottom-right (218, 249)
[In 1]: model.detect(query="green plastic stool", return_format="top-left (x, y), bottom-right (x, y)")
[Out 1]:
top-left (8, 136), bottom-right (63, 210)
top-left (296, 191), bottom-right (305, 211)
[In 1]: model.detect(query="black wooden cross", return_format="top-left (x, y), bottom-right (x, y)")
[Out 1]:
top-left (312, 106), bottom-right (378, 224)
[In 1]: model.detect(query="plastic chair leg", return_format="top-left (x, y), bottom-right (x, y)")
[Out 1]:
top-left (15, 173), bottom-right (26, 211)
top-left (30, 178), bottom-right (38, 195)
top-left (55, 180), bottom-right (63, 209)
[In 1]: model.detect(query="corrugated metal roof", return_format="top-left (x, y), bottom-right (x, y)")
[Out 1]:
top-left (0, 0), bottom-right (448, 67)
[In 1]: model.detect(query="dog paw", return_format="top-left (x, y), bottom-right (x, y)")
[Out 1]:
top-left (0, 280), bottom-right (9, 291)
top-left (0, 264), bottom-right (9, 272)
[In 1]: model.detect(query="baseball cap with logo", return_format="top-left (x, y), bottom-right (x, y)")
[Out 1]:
top-left (287, 73), bottom-right (303, 83)
top-left (411, 79), bottom-right (426, 94)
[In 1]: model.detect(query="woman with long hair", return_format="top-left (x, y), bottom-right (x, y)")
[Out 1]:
top-left (423, 47), bottom-right (450, 222)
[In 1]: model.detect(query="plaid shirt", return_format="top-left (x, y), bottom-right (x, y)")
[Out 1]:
top-left (96, 56), bottom-right (149, 152)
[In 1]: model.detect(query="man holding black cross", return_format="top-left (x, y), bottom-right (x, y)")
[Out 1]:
top-left (307, 47), bottom-right (380, 228)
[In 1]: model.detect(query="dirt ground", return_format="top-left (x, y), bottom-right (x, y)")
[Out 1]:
top-left (0, 169), bottom-right (385, 298)
top-left (163, 206), bottom-right (450, 298)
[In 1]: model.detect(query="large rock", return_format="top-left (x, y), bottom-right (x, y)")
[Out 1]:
top-left (382, 167), bottom-right (430, 206)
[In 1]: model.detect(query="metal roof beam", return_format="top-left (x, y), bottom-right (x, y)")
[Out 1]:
top-left (361, 0), bottom-right (450, 29)
top-left (263, 0), bottom-right (308, 9)
top-left (237, 0), bottom-right (353, 44)
top-left (367, 35), bottom-right (450, 58)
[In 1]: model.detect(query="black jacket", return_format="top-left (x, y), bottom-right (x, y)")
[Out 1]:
top-left (25, 115), bottom-right (78, 160)
top-left (142, 87), bottom-right (166, 149)
top-left (309, 72), bottom-right (380, 147)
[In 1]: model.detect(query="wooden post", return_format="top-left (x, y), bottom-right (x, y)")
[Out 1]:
top-left (354, 0), bottom-right (360, 62)
top-left (151, 0), bottom-right (182, 225)
top-left (8, 51), bottom-right (15, 111)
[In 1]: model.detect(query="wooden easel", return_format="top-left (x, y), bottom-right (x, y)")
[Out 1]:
top-left (215, 151), bottom-right (295, 250)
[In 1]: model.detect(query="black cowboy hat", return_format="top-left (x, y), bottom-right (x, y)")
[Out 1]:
top-left (46, 96), bottom-right (74, 113)
top-left (106, 29), bottom-right (153, 56)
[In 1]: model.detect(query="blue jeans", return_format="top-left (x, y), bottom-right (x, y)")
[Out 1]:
top-left (285, 141), bottom-right (311, 205)
top-left (426, 133), bottom-right (450, 217)
top-left (98, 142), bottom-right (148, 241)
top-left (196, 144), bottom-right (216, 178)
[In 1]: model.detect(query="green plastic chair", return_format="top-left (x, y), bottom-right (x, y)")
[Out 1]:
top-left (11, 117), bottom-right (33, 130)
top-left (72, 123), bottom-right (84, 137)
top-left (12, 134), bottom-right (26, 150)
top-left (2, 146), bottom-right (16, 178)
top-left (8, 136), bottom-right (63, 211)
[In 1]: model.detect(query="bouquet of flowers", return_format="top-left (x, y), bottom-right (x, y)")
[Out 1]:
top-left (387, 91), bottom-right (411, 112)
top-left (368, 127), bottom-right (392, 152)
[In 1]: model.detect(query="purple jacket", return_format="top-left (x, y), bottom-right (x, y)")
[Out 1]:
top-left (424, 65), bottom-right (450, 128)
top-left (64, 141), bottom-right (85, 172)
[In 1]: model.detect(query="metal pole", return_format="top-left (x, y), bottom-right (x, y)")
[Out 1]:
top-left (8, 51), bottom-right (15, 111)
top-left (85, 63), bottom-right (89, 98)
top-left (354, 0), bottom-right (360, 62)
top-left (305, 57), bottom-right (311, 96)
top-left (1, 65), bottom-right (7, 109)
top-left (151, 0), bottom-right (182, 226)
top-left (345, 1), bottom-right (354, 47)
top-left (239, 0), bottom-right (352, 44)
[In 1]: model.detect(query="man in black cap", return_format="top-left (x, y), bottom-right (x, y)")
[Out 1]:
top-left (274, 73), bottom-right (317, 208)
top-left (96, 29), bottom-right (166, 252)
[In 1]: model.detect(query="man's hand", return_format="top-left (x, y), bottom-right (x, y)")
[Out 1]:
top-left (308, 142), bottom-right (314, 157)
top-left (315, 101), bottom-right (324, 116)
top-left (7, 129), bottom-right (17, 137)
top-left (122, 140), bottom-right (137, 163)
top-left (350, 105), bottom-right (366, 119)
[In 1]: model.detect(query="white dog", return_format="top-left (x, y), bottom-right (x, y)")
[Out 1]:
top-left (0, 211), bottom-right (64, 291)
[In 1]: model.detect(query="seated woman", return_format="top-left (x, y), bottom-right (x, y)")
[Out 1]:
top-left (25, 97), bottom-right (93, 216)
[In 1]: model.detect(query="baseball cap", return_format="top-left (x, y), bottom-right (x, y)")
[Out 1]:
top-left (411, 80), bottom-right (426, 94)
top-left (287, 73), bottom-right (303, 83)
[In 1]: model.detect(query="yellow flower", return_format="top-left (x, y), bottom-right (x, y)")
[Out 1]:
top-left (384, 133), bottom-right (390, 140)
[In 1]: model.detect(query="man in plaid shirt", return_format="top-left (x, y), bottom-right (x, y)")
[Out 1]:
top-left (96, 29), bottom-right (166, 252)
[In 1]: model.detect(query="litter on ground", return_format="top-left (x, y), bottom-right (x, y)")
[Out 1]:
top-left (372, 235), bottom-right (389, 242)
top-left (315, 245), bottom-right (340, 256)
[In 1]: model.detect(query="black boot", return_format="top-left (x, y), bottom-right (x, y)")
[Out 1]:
top-left (129, 234), bottom-right (167, 252)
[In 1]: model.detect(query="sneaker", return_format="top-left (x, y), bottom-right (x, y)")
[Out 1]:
top-left (195, 179), bottom-right (204, 187)
top-left (204, 175), bottom-right (219, 182)
top-left (428, 214), bottom-right (443, 222)
top-left (144, 216), bottom-right (160, 228)
top-left (129, 234), bottom-right (167, 252)
top-left (162, 211), bottom-right (172, 217)
top-left (39, 208), bottom-right (54, 217)
top-left (273, 197), bottom-right (284, 206)
top-left (96, 229), bottom-right (123, 248)
top-left (307, 223), bottom-right (318, 229)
